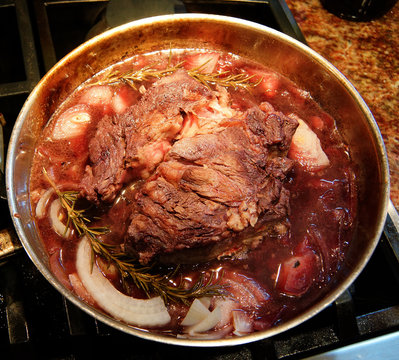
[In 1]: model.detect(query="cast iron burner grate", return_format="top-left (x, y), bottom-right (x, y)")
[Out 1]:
top-left (1, 1), bottom-right (399, 359)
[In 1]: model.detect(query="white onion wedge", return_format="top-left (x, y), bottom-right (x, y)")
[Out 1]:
top-left (213, 298), bottom-right (237, 328)
top-left (181, 298), bottom-right (211, 326)
top-left (49, 199), bottom-right (71, 238)
top-left (187, 305), bottom-right (222, 335)
top-left (288, 117), bottom-right (330, 171)
top-left (35, 188), bottom-right (54, 219)
top-left (76, 237), bottom-right (171, 327)
top-left (232, 310), bottom-right (253, 336)
top-left (198, 296), bottom-right (212, 309)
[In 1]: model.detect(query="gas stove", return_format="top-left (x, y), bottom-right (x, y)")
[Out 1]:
top-left (1, 1), bottom-right (399, 359)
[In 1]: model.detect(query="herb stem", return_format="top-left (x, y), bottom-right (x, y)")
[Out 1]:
top-left (91, 58), bottom-right (261, 90)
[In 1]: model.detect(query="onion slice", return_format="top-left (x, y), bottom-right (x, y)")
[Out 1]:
top-left (49, 199), bottom-right (71, 238)
top-left (76, 237), bottom-right (171, 327)
top-left (187, 305), bottom-right (222, 335)
top-left (36, 188), bottom-right (54, 219)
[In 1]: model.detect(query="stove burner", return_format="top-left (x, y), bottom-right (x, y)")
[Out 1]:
top-left (1, 1), bottom-right (399, 359)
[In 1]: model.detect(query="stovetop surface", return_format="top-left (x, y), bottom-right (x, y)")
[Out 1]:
top-left (1, 1), bottom-right (399, 359)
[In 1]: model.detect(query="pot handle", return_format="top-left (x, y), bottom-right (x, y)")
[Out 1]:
top-left (0, 228), bottom-right (23, 261)
top-left (0, 113), bottom-right (23, 261)
top-left (0, 113), bottom-right (6, 200)
top-left (384, 200), bottom-right (399, 265)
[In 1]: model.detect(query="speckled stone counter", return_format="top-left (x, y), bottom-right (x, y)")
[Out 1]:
top-left (285, 0), bottom-right (399, 208)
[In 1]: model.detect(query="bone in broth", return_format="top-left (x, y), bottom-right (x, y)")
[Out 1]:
top-left (30, 49), bottom-right (357, 339)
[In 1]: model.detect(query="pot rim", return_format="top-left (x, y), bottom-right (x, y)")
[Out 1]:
top-left (6, 13), bottom-right (390, 347)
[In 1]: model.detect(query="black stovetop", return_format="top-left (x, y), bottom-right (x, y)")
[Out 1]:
top-left (1, 1), bottom-right (399, 359)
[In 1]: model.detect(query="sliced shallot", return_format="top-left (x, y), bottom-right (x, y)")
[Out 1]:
top-left (76, 237), bottom-right (171, 327)
top-left (52, 104), bottom-right (91, 140)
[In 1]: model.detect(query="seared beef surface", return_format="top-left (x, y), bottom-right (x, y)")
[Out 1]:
top-left (81, 115), bottom-right (126, 202)
top-left (81, 70), bottom-right (213, 202)
top-left (80, 70), bottom-right (298, 264)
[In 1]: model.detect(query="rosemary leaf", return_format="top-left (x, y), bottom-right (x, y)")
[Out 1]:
top-left (188, 70), bottom-right (262, 90)
top-left (91, 62), bottom-right (184, 89)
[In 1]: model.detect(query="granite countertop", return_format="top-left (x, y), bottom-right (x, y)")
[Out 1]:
top-left (285, 0), bottom-right (399, 208)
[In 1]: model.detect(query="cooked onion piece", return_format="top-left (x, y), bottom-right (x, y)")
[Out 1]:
top-left (184, 52), bottom-right (220, 73)
top-left (288, 117), bottom-right (330, 171)
top-left (198, 296), bottom-right (212, 309)
top-left (36, 188), bottom-right (54, 219)
top-left (52, 105), bottom-right (91, 140)
top-left (49, 199), bottom-right (71, 238)
top-left (186, 305), bottom-right (222, 335)
top-left (112, 85), bottom-right (138, 114)
top-left (76, 237), bottom-right (171, 327)
top-left (49, 250), bottom-right (72, 290)
top-left (69, 272), bottom-right (95, 305)
top-left (213, 298), bottom-right (237, 328)
top-left (181, 298), bottom-right (212, 326)
top-left (79, 85), bottom-right (113, 108)
top-left (232, 310), bottom-right (253, 336)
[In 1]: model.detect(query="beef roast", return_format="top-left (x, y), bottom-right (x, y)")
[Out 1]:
top-left (81, 70), bottom-right (214, 202)
top-left (80, 69), bottom-right (298, 264)
top-left (125, 108), bottom-right (297, 264)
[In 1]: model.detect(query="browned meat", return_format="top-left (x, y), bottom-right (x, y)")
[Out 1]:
top-left (123, 70), bottom-right (213, 176)
top-left (246, 107), bottom-right (298, 150)
top-left (80, 115), bottom-right (127, 202)
top-left (125, 108), bottom-right (297, 264)
top-left (80, 70), bottom-right (214, 202)
top-left (80, 69), bottom-right (298, 264)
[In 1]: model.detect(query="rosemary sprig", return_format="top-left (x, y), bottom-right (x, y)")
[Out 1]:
top-left (88, 233), bottom-right (225, 304)
top-left (90, 58), bottom-right (261, 90)
top-left (42, 168), bottom-right (226, 304)
top-left (188, 69), bottom-right (261, 90)
top-left (42, 168), bottom-right (107, 238)
top-left (91, 62), bottom-right (184, 90)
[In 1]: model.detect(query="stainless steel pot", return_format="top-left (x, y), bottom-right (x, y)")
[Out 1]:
top-left (5, 14), bottom-right (389, 346)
